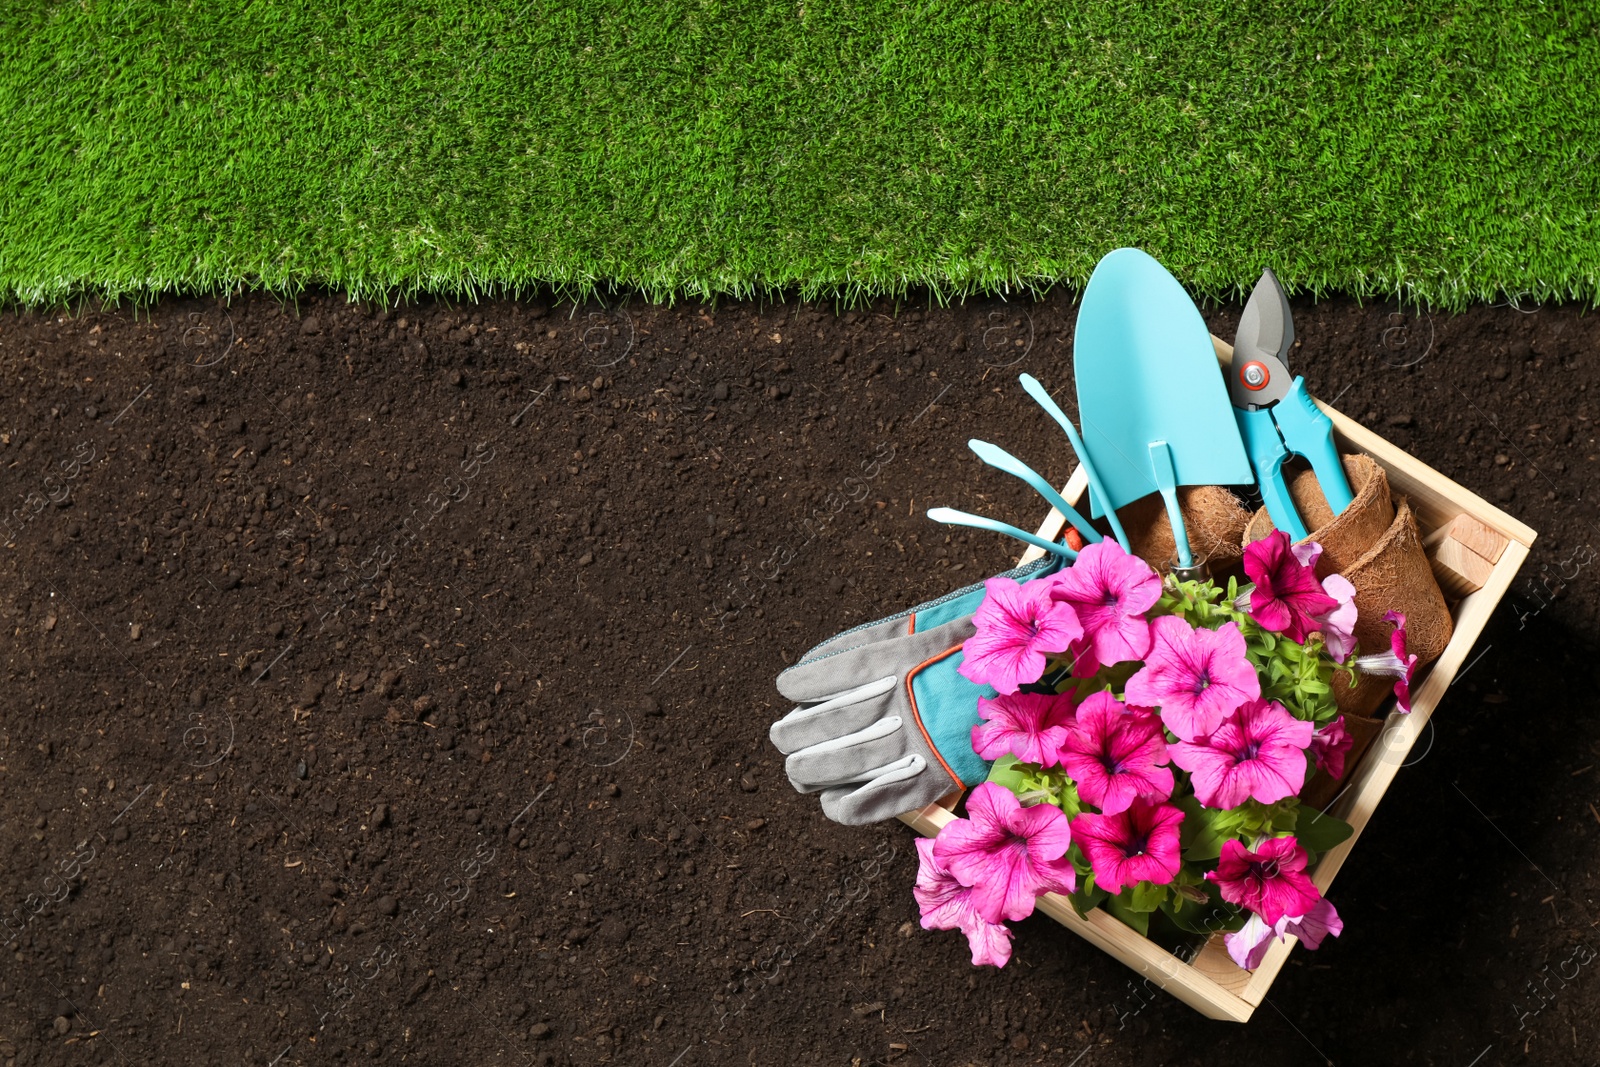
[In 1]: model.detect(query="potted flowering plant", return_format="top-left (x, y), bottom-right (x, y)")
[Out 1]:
top-left (913, 533), bottom-right (1419, 969)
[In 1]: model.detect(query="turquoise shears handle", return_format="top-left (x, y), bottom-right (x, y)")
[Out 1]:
top-left (1016, 374), bottom-right (1132, 552)
top-left (967, 440), bottom-right (1103, 547)
top-left (926, 508), bottom-right (1078, 562)
top-left (1273, 378), bottom-right (1354, 516)
top-left (1236, 404), bottom-right (1308, 541)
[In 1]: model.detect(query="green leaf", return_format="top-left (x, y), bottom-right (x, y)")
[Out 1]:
top-left (1105, 891), bottom-right (1150, 937)
top-left (1294, 810), bottom-right (1355, 856)
top-left (1068, 884), bottom-right (1108, 919)
top-left (1056, 778), bottom-right (1084, 821)
top-left (1065, 860), bottom-right (1108, 919)
top-left (1268, 798), bottom-right (1299, 835)
top-left (1129, 881), bottom-right (1166, 913)
top-left (1176, 795), bottom-right (1228, 861)
top-left (1159, 889), bottom-right (1221, 934)
top-left (985, 754), bottom-right (1028, 794)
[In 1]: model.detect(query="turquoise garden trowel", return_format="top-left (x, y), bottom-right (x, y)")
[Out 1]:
top-left (1073, 249), bottom-right (1254, 575)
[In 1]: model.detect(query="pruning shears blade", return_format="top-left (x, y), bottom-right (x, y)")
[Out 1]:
top-left (1228, 269), bottom-right (1294, 410)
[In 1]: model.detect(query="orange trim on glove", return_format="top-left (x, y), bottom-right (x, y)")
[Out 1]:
top-left (903, 624), bottom-right (968, 792)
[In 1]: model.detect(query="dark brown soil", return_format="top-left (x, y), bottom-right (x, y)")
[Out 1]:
top-left (0, 287), bottom-right (1597, 1066)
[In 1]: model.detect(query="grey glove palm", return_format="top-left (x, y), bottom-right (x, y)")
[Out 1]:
top-left (771, 559), bottom-right (1055, 825)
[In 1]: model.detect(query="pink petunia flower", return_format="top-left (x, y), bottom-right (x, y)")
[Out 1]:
top-left (1316, 573), bottom-right (1359, 661)
top-left (972, 692), bottom-right (1077, 768)
top-left (1056, 691), bottom-right (1174, 814)
top-left (1224, 897), bottom-right (1344, 970)
top-left (1238, 532), bottom-right (1339, 643)
top-left (1205, 836), bottom-right (1322, 926)
top-left (1047, 540), bottom-right (1162, 667)
top-left (958, 577), bottom-right (1084, 695)
top-left (1170, 698), bottom-right (1314, 809)
top-left (913, 837), bottom-right (1015, 967)
top-left (1309, 716), bottom-right (1354, 780)
top-left (934, 782), bottom-right (1077, 924)
top-left (1124, 616), bottom-right (1261, 742)
top-left (1353, 610), bottom-right (1420, 712)
top-left (1069, 799), bottom-right (1185, 895)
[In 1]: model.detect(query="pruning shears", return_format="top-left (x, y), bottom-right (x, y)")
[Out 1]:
top-left (1228, 269), bottom-right (1354, 541)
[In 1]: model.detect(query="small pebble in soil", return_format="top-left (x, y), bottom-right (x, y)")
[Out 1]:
top-left (53, 1016), bottom-right (70, 1036)
top-left (739, 775), bottom-right (758, 793)
top-left (745, 818), bottom-right (765, 831)
top-left (129, 623), bottom-right (142, 641)
top-left (376, 895), bottom-right (398, 916)
top-left (530, 1023), bottom-right (551, 1039)
top-left (603, 783), bottom-right (620, 797)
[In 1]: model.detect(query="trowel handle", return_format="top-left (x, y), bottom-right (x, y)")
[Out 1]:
top-left (1237, 406), bottom-right (1309, 542)
top-left (1016, 374), bottom-right (1132, 552)
top-left (967, 439), bottom-right (1102, 547)
top-left (926, 507), bottom-right (1079, 562)
top-left (1274, 378), bottom-right (1354, 516)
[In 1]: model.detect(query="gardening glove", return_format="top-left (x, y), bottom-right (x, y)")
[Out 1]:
top-left (771, 557), bottom-right (1058, 825)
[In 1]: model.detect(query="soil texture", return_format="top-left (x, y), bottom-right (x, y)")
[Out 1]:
top-left (0, 287), bottom-right (1598, 1066)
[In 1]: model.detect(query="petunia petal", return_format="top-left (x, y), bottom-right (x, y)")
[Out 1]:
top-left (1276, 897), bottom-right (1343, 950)
top-left (913, 837), bottom-right (975, 931)
top-left (960, 913), bottom-right (1015, 967)
top-left (1010, 799), bottom-right (1073, 859)
top-left (1225, 914), bottom-right (1276, 970)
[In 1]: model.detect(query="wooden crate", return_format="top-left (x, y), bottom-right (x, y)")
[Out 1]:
top-left (897, 334), bottom-right (1537, 1022)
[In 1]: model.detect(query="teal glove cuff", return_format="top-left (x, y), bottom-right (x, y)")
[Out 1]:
top-left (907, 648), bottom-right (993, 787)
top-left (906, 561), bottom-right (1059, 788)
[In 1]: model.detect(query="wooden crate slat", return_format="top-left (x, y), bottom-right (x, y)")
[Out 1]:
top-left (1429, 534), bottom-right (1498, 598)
top-left (1442, 513), bottom-right (1511, 564)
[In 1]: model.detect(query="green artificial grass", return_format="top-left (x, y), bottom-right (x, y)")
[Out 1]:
top-left (1, 1), bottom-right (1597, 307)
